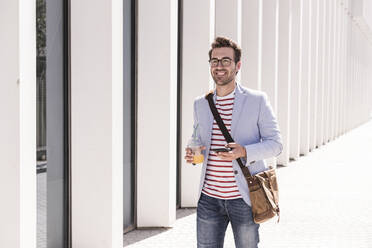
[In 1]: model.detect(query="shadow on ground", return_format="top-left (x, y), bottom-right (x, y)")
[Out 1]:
top-left (123, 208), bottom-right (196, 246)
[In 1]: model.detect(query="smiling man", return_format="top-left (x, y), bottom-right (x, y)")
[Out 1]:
top-left (185, 37), bottom-right (283, 248)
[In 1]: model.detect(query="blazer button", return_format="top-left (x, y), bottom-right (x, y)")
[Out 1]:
top-left (234, 170), bottom-right (238, 175)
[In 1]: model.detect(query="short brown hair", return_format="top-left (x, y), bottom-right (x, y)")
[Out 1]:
top-left (208, 36), bottom-right (241, 63)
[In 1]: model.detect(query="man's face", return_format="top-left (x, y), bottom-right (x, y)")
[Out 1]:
top-left (210, 47), bottom-right (241, 86)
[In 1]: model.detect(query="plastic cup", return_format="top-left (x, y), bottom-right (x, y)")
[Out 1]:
top-left (187, 140), bottom-right (204, 164)
top-left (188, 124), bottom-right (204, 164)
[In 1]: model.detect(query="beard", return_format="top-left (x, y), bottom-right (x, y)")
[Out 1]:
top-left (212, 68), bottom-right (236, 86)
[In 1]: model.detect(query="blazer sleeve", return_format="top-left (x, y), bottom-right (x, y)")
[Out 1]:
top-left (193, 100), bottom-right (200, 138)
top-left (244, 93), bottom-right (283, 165)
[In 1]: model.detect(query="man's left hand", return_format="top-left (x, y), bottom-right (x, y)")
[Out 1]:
top-left (216, 143), bottom-right (246, 160)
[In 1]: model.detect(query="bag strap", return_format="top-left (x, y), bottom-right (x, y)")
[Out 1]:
top-left (205, 92), bottom-right (252, 178)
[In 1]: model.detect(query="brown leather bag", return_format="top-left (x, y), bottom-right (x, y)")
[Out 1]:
top-left (242, 166), bottom-right (279, 223)
top-left (206, 93), bottom-right (280, 224)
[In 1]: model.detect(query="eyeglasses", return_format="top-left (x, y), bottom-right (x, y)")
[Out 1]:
top-left (209, 57), bottom-right (233, 67)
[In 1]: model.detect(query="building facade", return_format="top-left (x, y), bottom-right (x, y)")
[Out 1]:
top-left (1, 0), bottom-right (372, 247)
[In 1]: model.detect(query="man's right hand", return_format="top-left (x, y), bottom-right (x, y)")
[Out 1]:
top-left (184, 148), bottom-right (194, 163)
top-left (184, 146), bottom-right (206, 163)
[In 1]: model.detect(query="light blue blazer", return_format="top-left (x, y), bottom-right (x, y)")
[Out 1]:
top-left (193, 83), bottom-right (283, 206)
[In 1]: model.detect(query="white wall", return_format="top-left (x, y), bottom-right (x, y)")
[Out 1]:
top-left (70, 0), bottom-right (123, 247)
top-left (0, 0), bottom-right (36, 247)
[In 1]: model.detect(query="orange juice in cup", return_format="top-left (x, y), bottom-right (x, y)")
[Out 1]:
top-left (192, 149), bottom-right (204, 164)
top-left (188, 124), bottom-right (204, 165)
top-left (188, 143), bottom-right (204, 164)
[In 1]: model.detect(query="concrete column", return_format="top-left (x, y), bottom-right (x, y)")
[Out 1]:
top-left (358, 32), bottom-right (362, 123)
top-left (327, 0), bottom-right (333, 141)
top-left (360, 33), bottom-right (365, 122)
top-left (359, 31), bottom-right (367, 121)
top-left (339, 1), bottom-right (346, 135)
top-left (338, 1), bottom-right (343, 135)
top-left (363, 36), bottom-right (369, 121)
top-left (323, 0), bottom-right (331, 143)
top-left (359, 38), bottom-right (363, 122)
top-left (349, 19), bottom-right (355, 131)
top-left (344, 1), bottom-right (349, 132)
top-left (345, 2), bottom-right (351, 132)
top-left (368, 40), bottom-right (372, 119)
top-left (370, 45), bottom-right (372, 119)
top-left (360, 33), bottom-right (368, 123)
top-left (181, 0), bottom-right (215, 207)
top-left (289, 0), bottom-right (302, 159)
top-left (342, 8), bottom-right (346, 129)
top-left (277, 0), bottom-right (291, 166)
top-left (215, 0), bottom-right (241, 82)
top-left (350, 23), bottom-right (356, 129)
top-left (70, 0), bottom-right (124, 247)
top-left (328, 0), bottom-right (335, 140)
top-left (299, 0), bottom-right (310, 155)
top-left (336, 0), bottom-right (343, 131)
top-left (329, 0), bottom-right (338, 140)
top-left (352, 24), bottom-right (358, 128)
top-left (261, 0), bottom-right (278, 167)
top-left (350, 12), bottom-right (354, 131)
top-left (0, 1), bottom-right (36, 247)
top-left (345, 19), bottom-right (353, 132)
top-left (353, 38), bottom-right (358, 127)
top-left (351, 20), bottom-right (355, 130)
top-left (364, 40), bottom-right (369, 121)
top-left (369, 46), bottom-right (372, 119)
top-left (261, 0), bottom-right (278, 111)
top-left (355, 30), bottom-right (361, 125)
top-left (215, 0), bottom-right (240, 43)
top-left (342, 2), bottom-right (347, 133)
top-left (342, 3), bottom-right (348, 129)
top-left (241, 0), bottom-right (260, 89)
top-left (316, 0), bottom-right (325, 148)
top-left (333, 0), bottom-right (339, 138)
top-left (309, 0), bottom-right (319, 151)
top-left (137, 0), bottom-right (178, 226)
top-left (355, 32), bottom-right (360, 124)
top-left (334, 3), bottom-right (341, 138)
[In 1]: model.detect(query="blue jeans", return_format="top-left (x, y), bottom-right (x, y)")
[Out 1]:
top-left (197, 193), bottom-right (259, 248)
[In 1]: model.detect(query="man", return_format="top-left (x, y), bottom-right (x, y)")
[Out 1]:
top-left (185, 37), bottom-right (282, 248)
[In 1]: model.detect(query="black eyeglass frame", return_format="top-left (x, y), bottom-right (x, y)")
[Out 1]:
top-left (208, 57), bottom-right (234, 67)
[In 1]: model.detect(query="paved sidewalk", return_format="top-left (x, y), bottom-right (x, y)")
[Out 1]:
top-left (124, 120), bottom-right (372, 248)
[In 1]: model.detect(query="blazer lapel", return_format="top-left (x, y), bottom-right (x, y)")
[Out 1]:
top-left (206, 93), bottom-right (215, 146)
top-left (231, 84), bottom-right (247, 138)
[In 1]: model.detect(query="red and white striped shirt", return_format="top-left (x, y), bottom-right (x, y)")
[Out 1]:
top-left (202, 91), bottom-right (242, 200)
